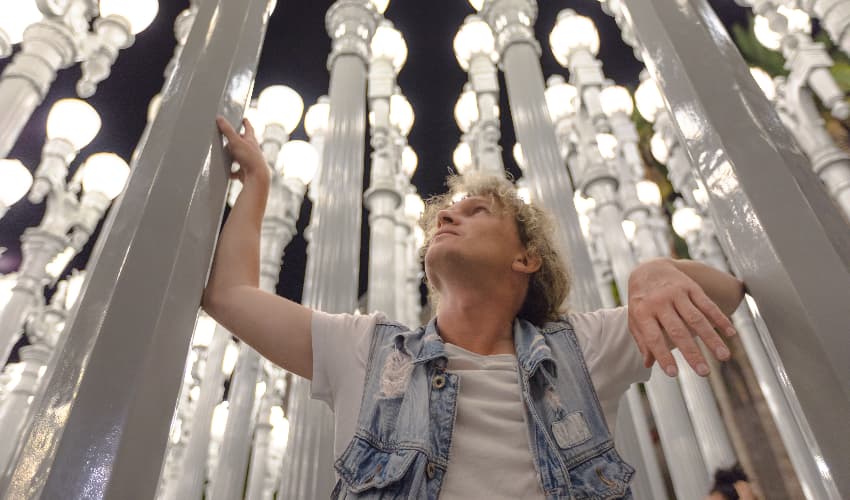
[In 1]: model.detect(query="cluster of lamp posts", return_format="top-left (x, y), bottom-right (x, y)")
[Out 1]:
top-left (0, 0), bottom-right (849, 499)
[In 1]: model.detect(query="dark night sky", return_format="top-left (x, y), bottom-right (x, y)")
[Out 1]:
top-left (0, 1), bottom-right (750, 305)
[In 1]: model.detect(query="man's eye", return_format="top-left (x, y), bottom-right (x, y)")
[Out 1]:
top-left (473, 206), bottom-right (489, 214)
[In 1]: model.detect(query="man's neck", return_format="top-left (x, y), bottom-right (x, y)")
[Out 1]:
top-left (435, 287), bottom-right (519, 356)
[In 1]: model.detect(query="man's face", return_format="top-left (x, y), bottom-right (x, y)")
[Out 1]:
top-left (423, 195), bottom-right (526, 291)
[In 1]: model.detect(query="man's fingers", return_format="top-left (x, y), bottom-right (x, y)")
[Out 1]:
top-left (637, 316), bottom-right (678, 377)
top-left (242, 118), bottom-right (257, 140)
top-left (674, 296), bottom-right (730, 362)
top-left (216, 116), bottom-right (240, 143)
top-left (657, 306), bottom-right (710, 376)
top-left (690, 289), bottom-right (737, 338)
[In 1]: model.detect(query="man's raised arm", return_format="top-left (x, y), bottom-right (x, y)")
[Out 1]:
top-left (201, 117), bottom-right (313, 379)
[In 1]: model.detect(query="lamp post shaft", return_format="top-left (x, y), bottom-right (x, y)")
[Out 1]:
top-left (622, 0), bottom-right (850, 496)
top-left (0, 0), bottom-right (274, 496)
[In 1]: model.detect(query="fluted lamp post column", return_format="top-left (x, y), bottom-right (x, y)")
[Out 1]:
top-left (0, 98), bottom-right (102, 365)
top-left (365, 21), bottom-right (406, 317)
top-left (454, 15), bottom-right (504, 175)
top-left (0, 159), bottom-right (33, 221)
top-left (475, 0), bottom-right (601, 312)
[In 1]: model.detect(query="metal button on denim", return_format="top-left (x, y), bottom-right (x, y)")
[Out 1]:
top-left (426, 461), bottom-right (437, 479)
top-left (431, 374), bottom-right (446, 389)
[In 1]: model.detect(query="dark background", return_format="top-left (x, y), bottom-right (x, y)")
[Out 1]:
top-left (0, 0), bottom-right (750, 305)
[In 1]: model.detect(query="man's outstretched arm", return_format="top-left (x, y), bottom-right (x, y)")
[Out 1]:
top-left (627, 257), bottom-right (745, 377)
top-left (202, 117), bottom-right (313, 379)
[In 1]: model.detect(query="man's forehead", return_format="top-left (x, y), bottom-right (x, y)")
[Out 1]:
top-left (448, 194), bottom-right (492, 208)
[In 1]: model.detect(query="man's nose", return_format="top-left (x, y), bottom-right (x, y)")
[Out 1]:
top-left (437, 208), bottom-right (455, 227)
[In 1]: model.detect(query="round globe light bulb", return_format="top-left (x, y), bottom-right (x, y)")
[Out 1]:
top-left (304, 97), bottom-right (330, 138)
top-left (453, 16), bottom-right (495, 70)
top-left (545, 76), bottom-right (577, 122)
top-left (81, 152), bottom-right (130, 200)
top-left (754, 7), bottom-right (811, 51)
top-left (257, 85), bottom-right (303, 134)
top-left (46, 98), bottom-right (102, 150)
top-left (370, 0), bottom-right (389, 14)
top-left (404, 192), bottom-right (424, 219)
top-left (192, 313), bottom-right (218, 348)
top-left (596, 133), bottom-right (618, 160)
top-left (0, 159), bottom-right (33, 207)
top-left (672, 206), bottom-right (703, 237)
top-left (749, 67), bottom-right (776, 101)
top-left (513, 143), bottom-right (526, 170)
top-left (635, 78), bottom-right (664, 123)
top-left (453, 142), bottom-right (472, 174)
top-left (278, 140), bottom-right (318, 185)
top-left (600, 85), bottom-right (634, 117)
top-left (402, 145), bottom-right (418, 178)
top-left (390, 94), bottom-right (414, 136)
top-left (549, 10), bottom-right (600, 66)
top-left (98, 0), bottom-right (160, 34)
top-left (468, 0), bottom-right (484, 10)
top-left (650, 132), bottom-right (669, 164)
top-left (0, 0), bottom-right (43, 44)
top-left (371, 23), bottom-right (407, 71)
top-left (636, 180), bottom-right (662, 207)
top-left (454, 89), bottom-right (479, 133)
top-left (753, 15), bottom-right (782, 51)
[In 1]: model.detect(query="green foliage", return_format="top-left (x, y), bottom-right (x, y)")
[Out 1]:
top-left (731, 16), bottom-right (787, 76)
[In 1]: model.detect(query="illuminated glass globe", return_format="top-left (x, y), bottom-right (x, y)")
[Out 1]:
top-left (257, 85), bottom-right (304, 134)
top-left (650, 132), bottom-right (669, 164)
top-left (512, 143), bottom-right (526, 170)
top-left (596, 133), bottom-right (618, 160)
top-left (371, 22), bottom-right (407, 71)
top-left (467, 0), bottom-right (484, 11)
top-left (672, 206), bottom-right (703, 238)
top-left (600, 85), bottom-right (634, 117)
top-left (544, 76), bottom-right (577, 123)
top-left (401, 146), bottom-right (418, 178)
top-left (46, 99), bottom-right (102, 150)
top-left (370, 0), bottom-right (389, 14)
top-left (453, 16), bottom-right (495, 71)
top-left (390, 94), bottom-right (414, 136)
top-left (453, 142), bottom-right (472, 174)
top-left (404, 192), bottom-right (424, 219)
top-left (99, 0), bottom-right (160, 35)
top-left (0, 0), bottom-right (43, 45)
top-left (635, 78), bottom-right (664, 123)
top-left (753, 7), bottom-right (810, 51)
top-left (304, 96), bottom-right (330, 139)
top-left (0, 159), bottom-right (33, 208)
top-left (549, 10), bottom-right (600, 67)
top-left (636, 180), bottom-right (662, 208)
top-left (278, 140), bottom-right (319, 185)
top-left (454, 89), bottom-right (479, 133)
top-left (81, 153), bottom-right (131, 200)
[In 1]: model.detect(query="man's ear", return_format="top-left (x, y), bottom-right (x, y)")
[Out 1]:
top-left (512, 250), bottom-right (542, 275)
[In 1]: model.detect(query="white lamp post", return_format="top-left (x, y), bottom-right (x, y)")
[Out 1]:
top-left (0, 159), bottom-right (33, 220)
top-left (366, 21), bottom-right (407, 318)
top-left (77, 0), bottom-right (160, 97)
top-left (454, 15), bottom-right (503, 175)
top-left (550, 10), bottom-right (607, 128)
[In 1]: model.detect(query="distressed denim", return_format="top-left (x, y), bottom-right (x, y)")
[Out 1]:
top-left (332, 316), bottom-right (635, 500)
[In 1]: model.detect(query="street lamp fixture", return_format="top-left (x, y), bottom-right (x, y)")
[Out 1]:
top-left (371, 22), bottom-right (407, 72)
top-left (453, 141), bottom-right (472, 174)
top-left (453, 15), bottom-right (496, 71)
top-left (753, 7), bottom-right (811, 51)
top-left (671, 205), bottom-right (704, 239)
top-left (257, 85), bottom-right (304, 135)
top-left (599, 84), bottom-right (634, 117)
top-left (543, 76), bottom-right (577, 123)
top-left (549, 9), bottom-right (600, 67)
top-left (80, 152), bottom-right (131, 201)
top-left (635, 77), bottom-right (665, 123)
top-left (0, 159), bottom-right (33, 218)
top-left (389, 93), bottom-right (414, 136)
top-left (304, 97), bottom-right (330, 139)
top-left (278, 140), bottom-right (319, 186)
top-left (649, 132), bottom-right (669, 164)
top-left (595, 133), bottom-right (618, 160)
top-left (635, 180), bottom-right (662, 208)
top-left (401, 145), bottom-right (417, 178)
top-left (454, 87), bottom-right (478, 133)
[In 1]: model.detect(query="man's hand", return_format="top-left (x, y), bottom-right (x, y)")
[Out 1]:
top-left (627, 258), bottom-right (740, 377)
top-left (216, 116), bottom-right (270, 188)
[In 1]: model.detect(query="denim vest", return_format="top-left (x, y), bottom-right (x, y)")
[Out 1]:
top-left (332, 316), bottom-right (635, 500)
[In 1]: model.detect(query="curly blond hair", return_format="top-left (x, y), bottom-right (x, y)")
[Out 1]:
top-left (419, 174), bottom-right (571, 326)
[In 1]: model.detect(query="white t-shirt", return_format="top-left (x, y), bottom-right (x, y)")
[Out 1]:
top-left (311, 307), bottom-right (649, 498)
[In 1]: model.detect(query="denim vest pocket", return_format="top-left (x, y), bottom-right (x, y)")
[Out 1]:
top-left (334, 436), bottom-right (423, 496)
top-left (566, 447), bottom-right (635, 499)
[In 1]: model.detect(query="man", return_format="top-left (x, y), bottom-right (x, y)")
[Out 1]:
top-left (204, 117), bottom-right (744, 499)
